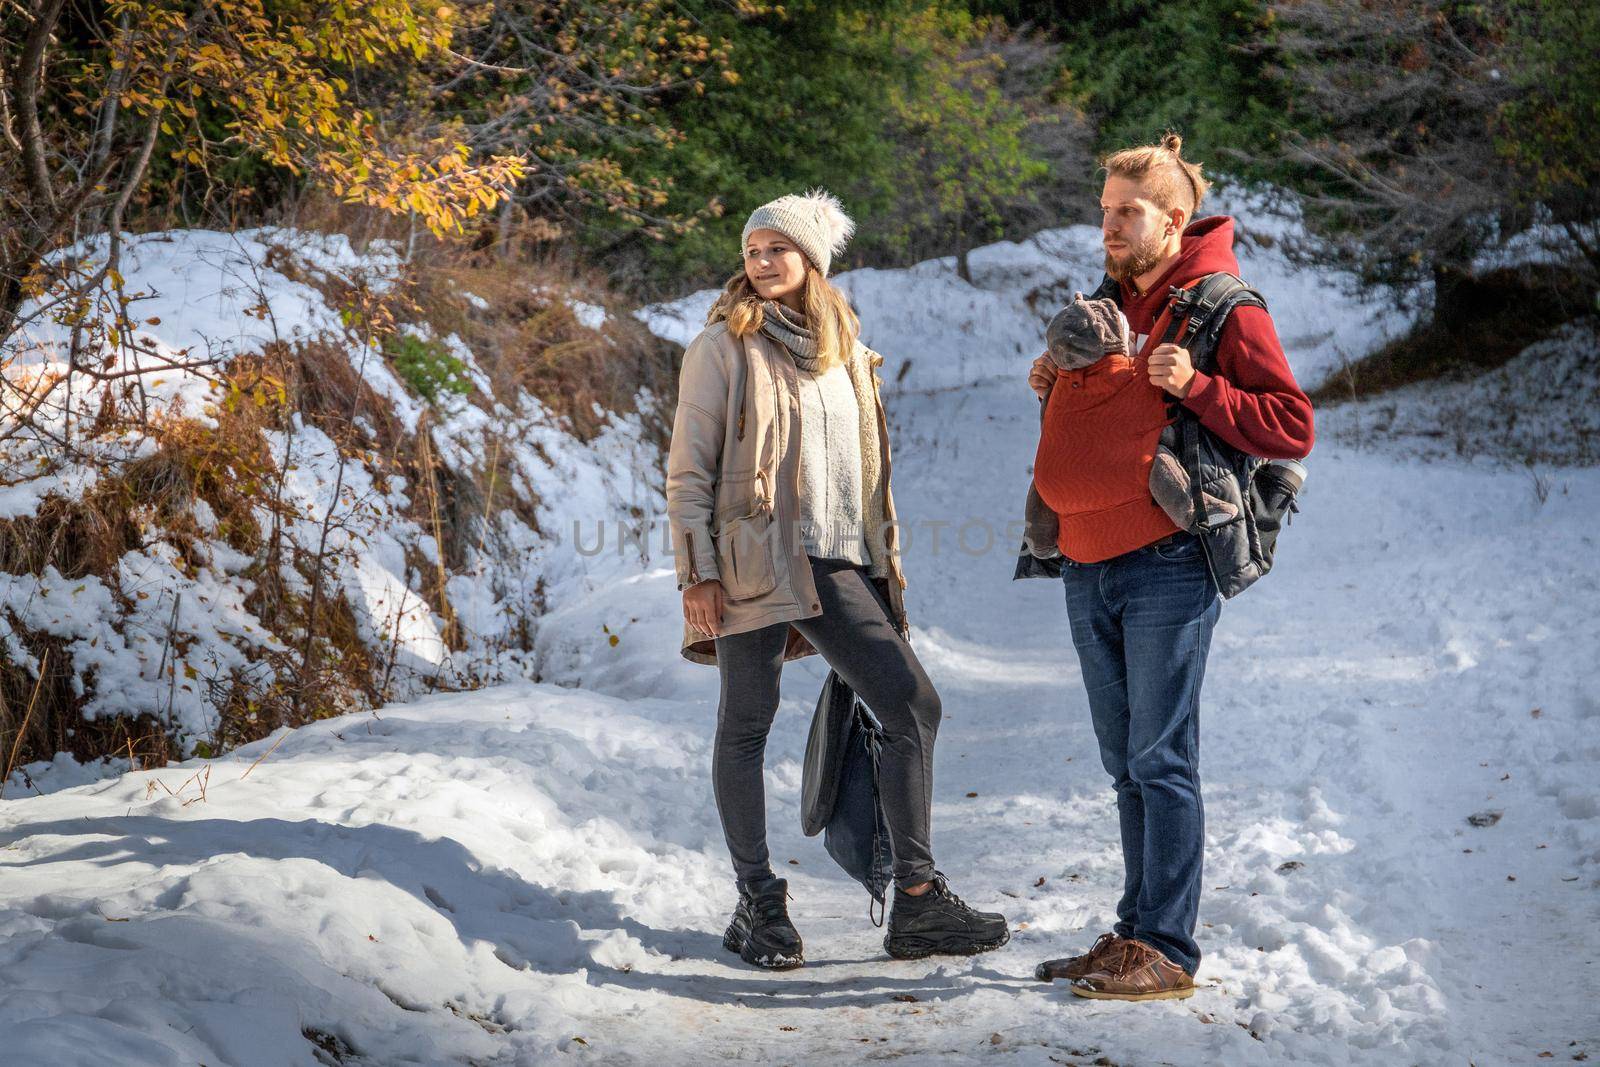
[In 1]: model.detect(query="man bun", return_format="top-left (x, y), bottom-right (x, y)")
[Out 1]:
top-left (1103, 132), bottom-right (1211, 219)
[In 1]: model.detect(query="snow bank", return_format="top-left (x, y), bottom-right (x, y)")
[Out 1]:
top-left (1, 228), bottom-right (663, 755)
top-left (1318, 317), bottom-right (1600, 466)
top-left (0, 684), bottom-right (730, 1066)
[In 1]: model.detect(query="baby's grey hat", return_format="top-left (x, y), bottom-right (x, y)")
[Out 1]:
top-left (1045, 293), bottom-right (1131, 371)
top-left (742, 189), bottom-right (855, 277)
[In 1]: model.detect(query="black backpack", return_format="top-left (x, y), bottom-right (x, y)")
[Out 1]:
top-left (800, 670), bottom-right (893, 916)
top-left (1152, 271), bottom-right (1308, 597)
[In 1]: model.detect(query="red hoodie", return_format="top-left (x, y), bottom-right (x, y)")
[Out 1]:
top-left (1032, 216), bottom-right (1314, 563)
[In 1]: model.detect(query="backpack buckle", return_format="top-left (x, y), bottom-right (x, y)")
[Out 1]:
top-left (1167, 284), bottom-right (1212, 345)
top-left (1167, 284), bottom-right (1198, 314)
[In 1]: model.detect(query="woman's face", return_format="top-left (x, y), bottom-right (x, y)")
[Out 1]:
top-left (743, 228), bottom-right (809, 305)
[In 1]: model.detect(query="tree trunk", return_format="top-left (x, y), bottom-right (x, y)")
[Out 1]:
top-left (496, 197), bottom-right (515, 261)
top-left (1430, 262), bottom-right (1475, 330)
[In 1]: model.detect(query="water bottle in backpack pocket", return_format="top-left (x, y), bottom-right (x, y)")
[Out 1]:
top-left (1248, 458), bottom-right (1307, 564)
top-left (1172, 415), bottom-right (1310, 598)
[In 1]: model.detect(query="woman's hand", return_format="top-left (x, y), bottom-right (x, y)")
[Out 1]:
top-left (1028, 353), bottom-right (1054, 399)
top-left (683, 579), bottom-right (725, 638)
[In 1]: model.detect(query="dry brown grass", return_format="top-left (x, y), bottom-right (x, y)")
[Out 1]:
top-left (0, 632), bottom-right (176, 781)
top-left (0, 491), bottom-right (135, 580)
top-left (1, 648), bottom-right (49, 795)
top-left (0, 388), bottom-right (289, 773)
top-left (0, 350), bottom-right (369, 770)
top-left (208, 590), bottom-right (377, 752)
top-left (404, 253), bottom-right (677, 439)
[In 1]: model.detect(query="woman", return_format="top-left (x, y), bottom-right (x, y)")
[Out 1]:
top-left (665, 190), bottom-right (1008, 969)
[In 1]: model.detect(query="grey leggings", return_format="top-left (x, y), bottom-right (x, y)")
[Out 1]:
top-left (712, 555), bottom-right (943, 891)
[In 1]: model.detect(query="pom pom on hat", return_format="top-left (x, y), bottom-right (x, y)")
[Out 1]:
top-left (742, 188), bottom-right (856, 276)
top-left (795, 188), bottom-right (855, 259)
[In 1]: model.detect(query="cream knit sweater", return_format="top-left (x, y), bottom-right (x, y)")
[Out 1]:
top-left (794, 361), bottom-right (871, 565)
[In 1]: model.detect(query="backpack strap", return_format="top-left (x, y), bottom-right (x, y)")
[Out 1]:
top-left (1100, 270), bottom-right (1266, 361)
top-left (1161, 273), bottom-right (1268, 533)
top-left (1167, 272), bottom-right (1267, 374)
top-left (1179, 402), bottom-right (1213, 530)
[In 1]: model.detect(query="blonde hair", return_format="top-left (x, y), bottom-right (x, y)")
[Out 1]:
top-left (1102, 132), bottom-right (1212, 224)
top-left (707, 266), bottom-right (860, 372)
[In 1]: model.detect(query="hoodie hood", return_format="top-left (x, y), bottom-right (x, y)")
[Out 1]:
top-left (1119, 215), bottom-right (1241, 331)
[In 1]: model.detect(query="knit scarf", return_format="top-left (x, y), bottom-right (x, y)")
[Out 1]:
top-left (758, 301), bottom-right (821, 370)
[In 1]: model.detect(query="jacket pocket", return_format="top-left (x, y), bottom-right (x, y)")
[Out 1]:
top-left (716, 473), bottom-right (777, 604)
top-left (714, 505), bottom-right (778, 601)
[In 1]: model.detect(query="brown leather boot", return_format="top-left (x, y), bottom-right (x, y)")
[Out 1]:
top-left (1069, 938), bottom-right (1195, 1001)
top-left (1033, 932), bottom-right (1126, 982)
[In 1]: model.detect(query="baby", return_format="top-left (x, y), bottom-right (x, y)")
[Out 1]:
top-left (1043, 292), bottom-right (1237, 532)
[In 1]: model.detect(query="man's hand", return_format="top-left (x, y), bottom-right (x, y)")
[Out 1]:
top-left (683, 578), bottom-right (725, 638)
top-left (1028, 353), bottom-right (1055, 399)
top-left (1148, 343), bottom-right (1196, 398)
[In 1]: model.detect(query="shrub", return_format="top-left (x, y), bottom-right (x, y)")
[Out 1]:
top-left (385, 333), bottom-right (474, 403)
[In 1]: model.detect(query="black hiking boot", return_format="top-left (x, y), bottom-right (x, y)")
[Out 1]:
top-left (883, 873), bottom-right (1009, 960)
top-left (722, 876), bottom-right (804, 970)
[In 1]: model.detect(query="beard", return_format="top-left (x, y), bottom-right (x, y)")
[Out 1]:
top-left (1104, 233), bottom-right (1166, 283)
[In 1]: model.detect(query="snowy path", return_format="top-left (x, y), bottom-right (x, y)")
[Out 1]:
top-left (3, 365), bottom-right (1596, 1066)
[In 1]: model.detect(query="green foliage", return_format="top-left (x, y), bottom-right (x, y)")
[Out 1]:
top-left (1498, 0), bottom-right (1600, 214)
top-left (32, 0), bottom-right (1591, 305)
top-left (439, 0), bottom-right (741, 237)
top-left (878, 7), bottom-right (1052, 270)
top-left (385, 333), bottom-right (473, 403)
top-left (9, 0), bottom-right (1077, 298)
top-left (584, 0), bottom-right (909, 284)
top-left (981, 0), bottom-right (1293, 172)
top-left (586, 0), bottom-right (1061, 288)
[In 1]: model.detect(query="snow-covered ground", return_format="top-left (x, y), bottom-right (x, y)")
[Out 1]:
top-left (3, 211), bottom-right (1597, 1065)
top-left (1318, 317), bottom-right (1600, 467)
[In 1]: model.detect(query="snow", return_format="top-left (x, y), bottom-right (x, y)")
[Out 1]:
top-left (1318, 318), bottom-right (1600, 467)
top-left (1472, 214), bottom-right (1599, 273)
top-left (1, 228), bottom-right (663, 747)
top-left (570, 300), bottom-right (609, 331)
top-left (4, 208), bottom-right (1598, 1065)
top-left (0, 550), bottom-right (270, 731)
top-left (81, 228), bottom-right (403, 358)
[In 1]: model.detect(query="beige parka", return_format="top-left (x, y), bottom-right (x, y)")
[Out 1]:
top-left (665, 320), bottom-right (908, 666)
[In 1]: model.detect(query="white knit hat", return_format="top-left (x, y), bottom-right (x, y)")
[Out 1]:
top-left (741, 189), bottom-right (855, 276)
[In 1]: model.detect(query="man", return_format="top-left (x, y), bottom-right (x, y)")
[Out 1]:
top-left (1018, 134), bottom-right (1314, 1001)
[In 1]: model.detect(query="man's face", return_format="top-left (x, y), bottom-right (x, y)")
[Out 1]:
top-left (1100, 174), bottom-right (1177, 282)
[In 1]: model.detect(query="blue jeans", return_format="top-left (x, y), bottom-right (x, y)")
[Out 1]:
top-left (1061, 532), bottom-right (1220, 975)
